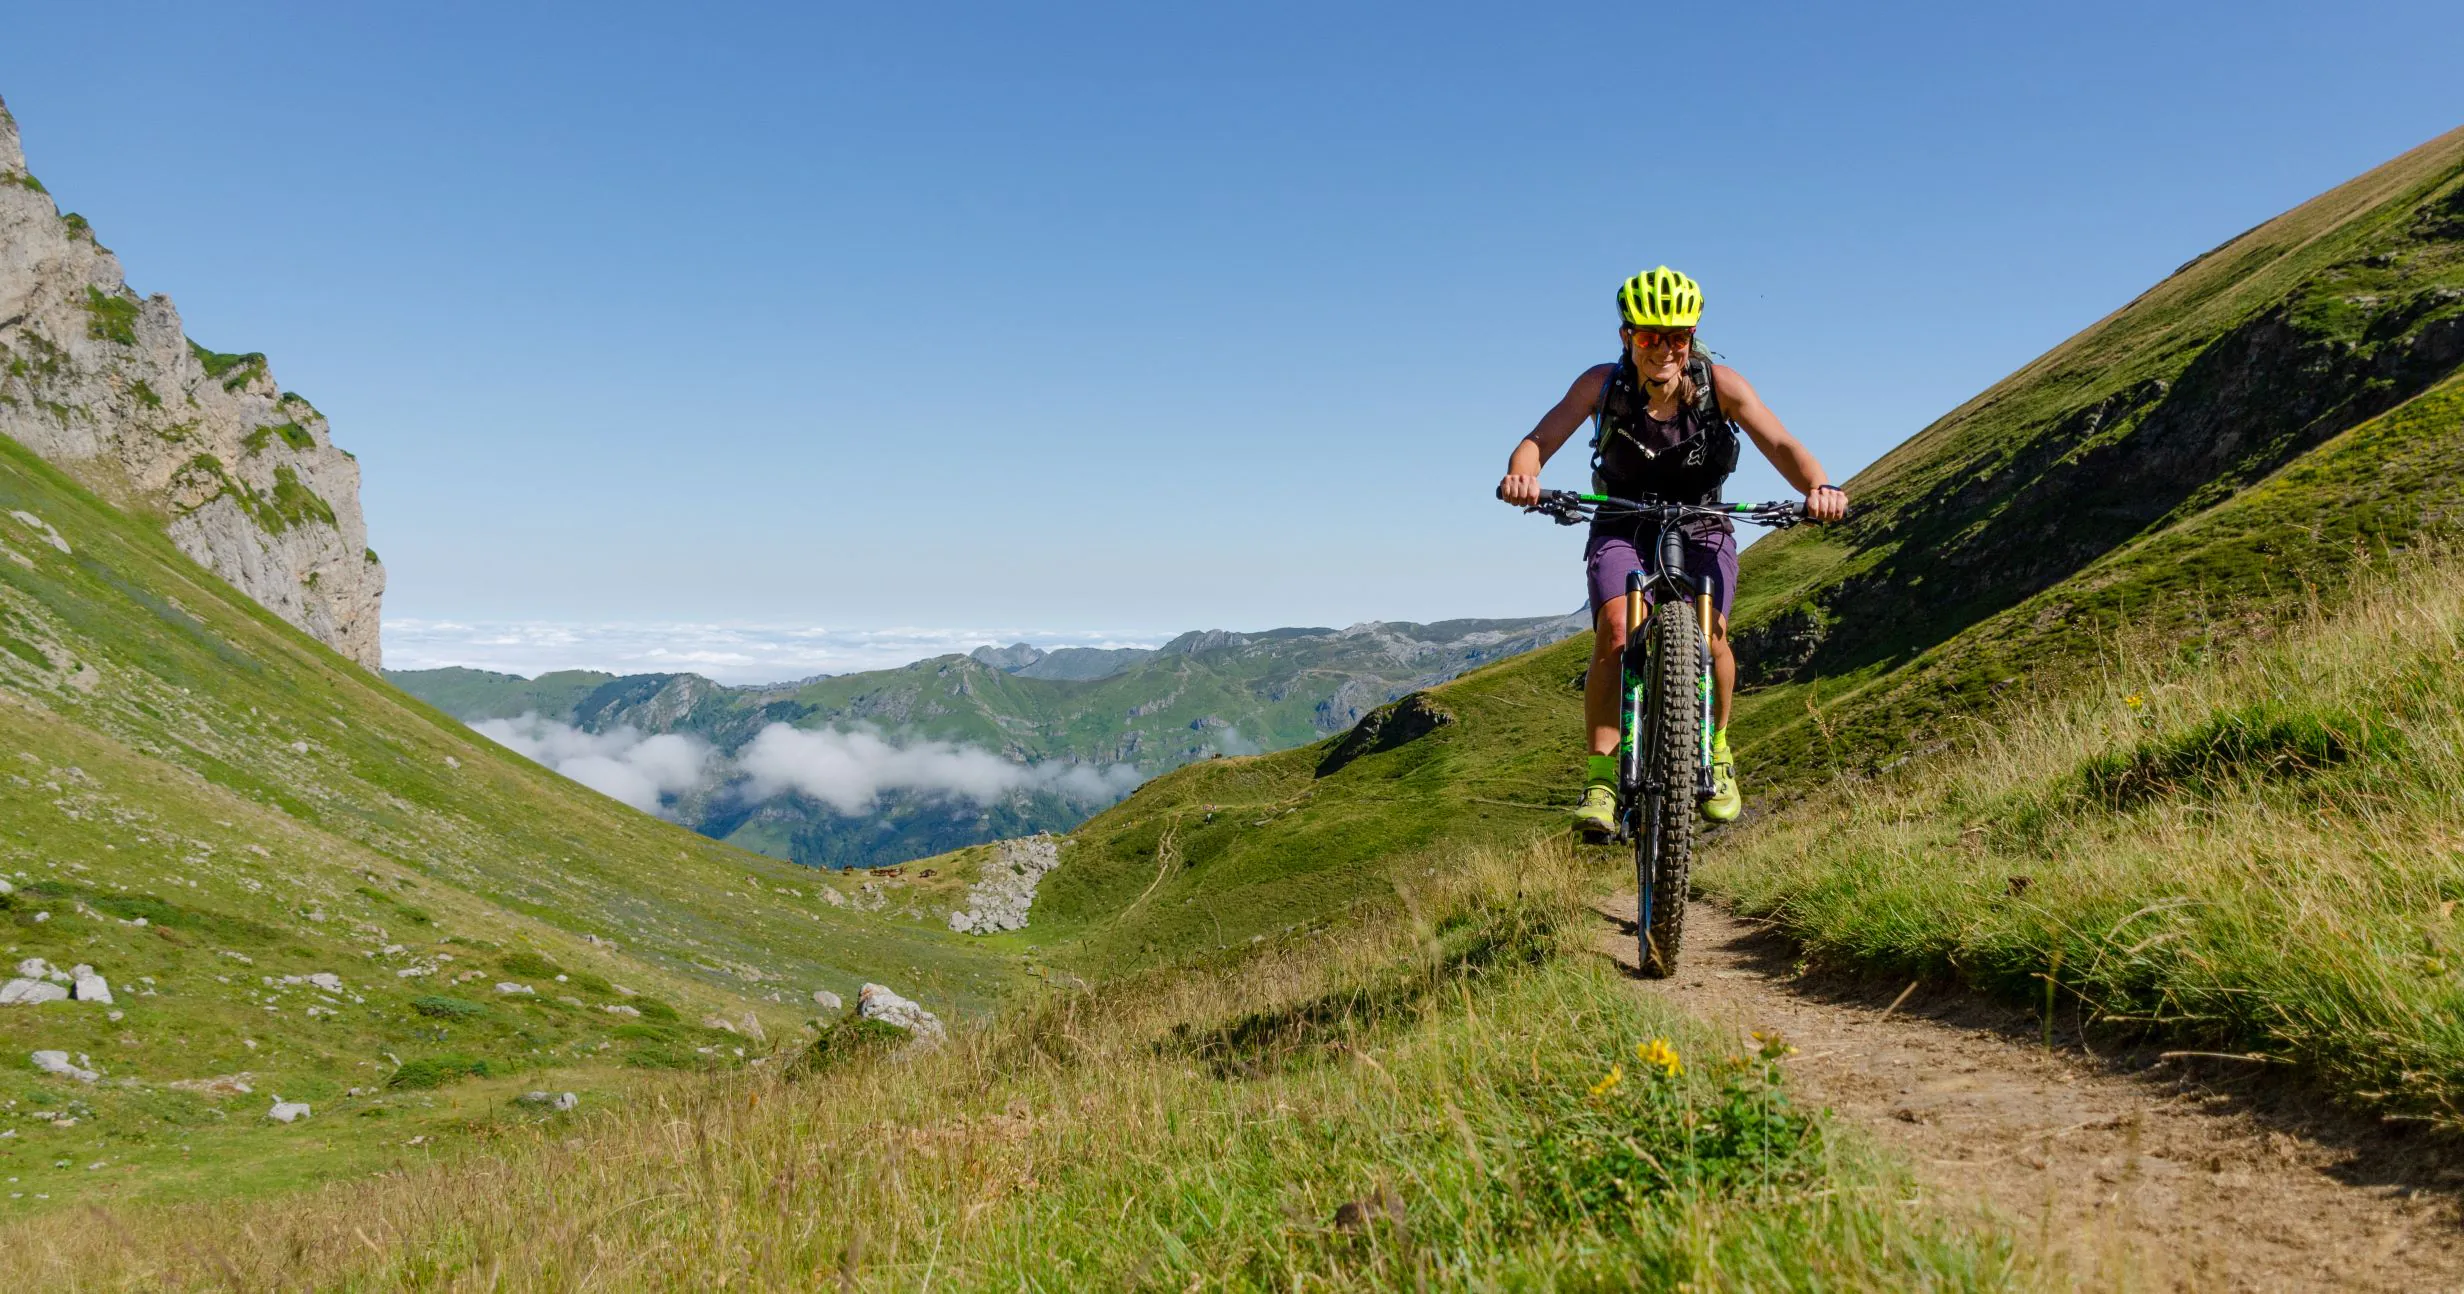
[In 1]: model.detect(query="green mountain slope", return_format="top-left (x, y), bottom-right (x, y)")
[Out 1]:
top-left (0, 437), bottom-right (1011, 1207)
top-left (1015, 125), bottom-right (2464, 1002)
top-left (1729, 124), bottom-right (2464, 779)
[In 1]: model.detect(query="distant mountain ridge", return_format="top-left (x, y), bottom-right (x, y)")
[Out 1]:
top-left (389, 611), bottom-right (1586, 867)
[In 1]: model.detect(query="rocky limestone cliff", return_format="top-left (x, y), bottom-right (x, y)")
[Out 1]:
top-left (0, 94), bottom-right (383, 667)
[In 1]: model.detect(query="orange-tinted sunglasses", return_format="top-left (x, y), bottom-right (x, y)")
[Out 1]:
top-left (1627, 327), bottom-right (1695, 350)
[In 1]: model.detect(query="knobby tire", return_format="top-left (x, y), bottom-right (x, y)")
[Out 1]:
top-left (1633, 606), bottom-right (1701, 977)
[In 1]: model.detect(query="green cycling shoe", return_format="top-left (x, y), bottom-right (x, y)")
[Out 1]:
top-left (1573, 784), bottom-right (1618, 840)
top-left (1703, 744), bottom-right (1742, 822)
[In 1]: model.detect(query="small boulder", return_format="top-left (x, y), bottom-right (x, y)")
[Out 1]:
top-left (517, 1091), bottom-right (580, 1112)
top-left (15, 957), bottom-right (50, 979)
top-left (307, 972), bottom-right (344, 993)
top-left (494, 982), bottom-right (535, 996)
top-left (856, 983), bottom-right (946, 1044)
top-left (30, 1050), bottom-right (98, 1082)
top-left (0, 979), bottom-right (68, 1005)
top-left (811, 989), bottom-right (843, 1012)
top-left (602, 1004), bottom-right (640, 1017)
top-left (266, 1099), bottom-right (311, 1123)
top-left (70, 967), bottom-right (111, 1005)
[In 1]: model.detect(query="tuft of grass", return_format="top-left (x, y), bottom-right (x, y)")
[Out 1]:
top-left (409, 995), bottom-right (488, 1021)
top-left (185, 339), bottom-right (267, 391)
top-left (1708, 552), bottom-right (2464, 1126)
top-left (82, 285), bottom-right (139, 344)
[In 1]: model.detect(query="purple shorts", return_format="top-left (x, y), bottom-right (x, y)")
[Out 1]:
top-left (1585, 528), bottom-right (1738, 623)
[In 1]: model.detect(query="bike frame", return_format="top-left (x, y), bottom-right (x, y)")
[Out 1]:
top-left (1618, 526), bottom-right (1713, 945)
top-left (1507, 488), bottom-right (1808, 971)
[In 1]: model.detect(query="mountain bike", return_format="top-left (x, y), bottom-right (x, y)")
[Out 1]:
top-left (1510, 490), bottom-right (1807, 977)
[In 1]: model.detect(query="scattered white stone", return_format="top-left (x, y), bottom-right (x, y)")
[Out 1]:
top-left (16, 958), bottom-right (52, 980)
top-left (266, 1099), bottom-right (310, 1123)
top-left (701, 1014), bottom-right (737, 1034)
top-left (948, 834), bottom-right (1062, 935)
top-left (516, 1091), bottom-right (580, 1112)
top-left (443, 755), bottom-right (460, 769)
top-left (105, 1010), bottom-right (121, 1023)
top-left (0, 878), bottom-right (11, 895)
top-left (738, 1012), bottom-right (765, 1043)
top-left (856, 983), bottom-right (946, 1045)
top-left (821, 888), bottom-right (846, 908)
top-left (495, 982), bottom-right (534, 996)
top-left (69, 967), bottom-right (110, 1004)
top-left (307, 973), bottom-right (344, 992)
top-left (8, 511), bottom-right (69, 554)
top-left (168, 1073), bottom-right (254, 1096)
top-left (30, 912), bottom-right (47, 923)
top-left (602, 1004), bottom-right (640, 1017)
top-left (30, 1051), bottom-right (97, 1082)
top-left (811, 989), bottom-right (843, 1012)
top-left (557, 995), bottom-right (583, 1007)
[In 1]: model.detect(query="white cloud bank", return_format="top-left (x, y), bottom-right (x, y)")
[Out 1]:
top-left (738, 724), bottom-right (1142, 815)
top-left (385, 620), bottom-right (1163, 686)
top-left (475, 715), bottom-right (1142, 819)
top-left (472, 715), bottom-right (711, 815)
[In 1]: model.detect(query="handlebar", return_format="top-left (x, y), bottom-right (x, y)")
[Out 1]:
top-left (1495, 487), bottom-right (1813, 530)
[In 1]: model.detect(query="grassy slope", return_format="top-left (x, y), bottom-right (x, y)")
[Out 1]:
top-left (1730, 124), bottom-right (2464, 780)
top-left (1, 844), bottom-right (2034, 1291)
top-left (0, 437), bottom-right (1013, 1212)
top-left (1709, 557), bottom-right (2464, 1128)
top-left (1024, 637), bottom-right (1593, 976)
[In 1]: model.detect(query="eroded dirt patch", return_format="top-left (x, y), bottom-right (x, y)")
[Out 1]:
top-left (1597, 900), bottom-right (2464, 1291)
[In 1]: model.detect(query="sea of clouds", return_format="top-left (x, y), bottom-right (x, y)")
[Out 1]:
top-left (384, 620), bottom-right (1164, 686)
top-left (472, 714), bottom-right (1143, 819)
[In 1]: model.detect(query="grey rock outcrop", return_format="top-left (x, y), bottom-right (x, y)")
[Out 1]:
top-left (810, 988), bottom-right (842, 1012)
top-left (0, 94), bottom-right (384, 667)
top-left (0, 979), bottom-right (67, 1005)
top-left (856, 982), bottom-right (945, 1044)
top-left (266, 1098), bottom-right (310, 1123)
top-left (948, 833), bottom-right (1062, 935)
top-left (30, 1049), bottom-right (97, 1082)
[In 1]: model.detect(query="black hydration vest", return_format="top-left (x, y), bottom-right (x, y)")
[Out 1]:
top-left (1589, 351), bottom-right (1741, 514)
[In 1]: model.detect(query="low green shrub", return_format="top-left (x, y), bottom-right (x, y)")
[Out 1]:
top-left (387, 1055), bottom-right (492, 1090)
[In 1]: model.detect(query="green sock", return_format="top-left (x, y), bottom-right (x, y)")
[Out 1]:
top-left (1711, 727), bottom-right (1731, 754)
top-left (1585, 754), bottom-right (1617, 788)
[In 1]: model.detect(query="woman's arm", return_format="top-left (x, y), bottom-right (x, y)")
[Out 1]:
top-left (1499, 364), bottom-right (1614, 505)
top-left (1713, 364), bottom-right (1846, 523)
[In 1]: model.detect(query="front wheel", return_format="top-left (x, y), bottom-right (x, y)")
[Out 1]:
top-left (1632, 604), bottom-right (1702, 977)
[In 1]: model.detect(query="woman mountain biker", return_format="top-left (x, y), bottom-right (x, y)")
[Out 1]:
top-left (1497, 266), bottom-right (1846, 836)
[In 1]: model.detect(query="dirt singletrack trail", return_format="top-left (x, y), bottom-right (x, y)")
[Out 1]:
top-left (1596, 898), bottom-right (2464, 1291)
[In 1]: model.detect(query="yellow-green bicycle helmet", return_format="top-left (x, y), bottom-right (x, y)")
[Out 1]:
top-left (1616, 266), bottom-right (1703, 329)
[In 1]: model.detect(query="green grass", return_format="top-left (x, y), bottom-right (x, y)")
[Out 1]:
top-left (184, 341), bottom-right (267, 392)
top-left (1706, 558), bottom-right (2464, 1128)
top-left (0, 845), bottom-right (2034, 1290)
top-left (0, 432), bottom-right (1017, 1213)
top-left (82, 286), bottom-right (138, 345)
top-left (239, 422), bottom-right (314, 455)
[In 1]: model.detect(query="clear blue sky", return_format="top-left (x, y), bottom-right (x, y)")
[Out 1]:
top-left (5, 2), bottom-right (2460, 646)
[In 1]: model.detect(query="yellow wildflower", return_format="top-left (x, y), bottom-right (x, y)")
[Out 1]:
top-left (1635, 1037), bottom-right (1683, 1077)
top-left (1588, 1063), bottom-right (1626, 1098)
top-left (2124, 693), bottom-right (2146, 709)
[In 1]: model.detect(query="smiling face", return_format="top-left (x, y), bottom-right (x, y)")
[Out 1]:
top-left (1623, 325), bottom-right (1694, 386)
